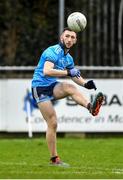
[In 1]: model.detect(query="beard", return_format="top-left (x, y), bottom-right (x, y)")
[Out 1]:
top-left (61, 39), bottom-right (70, 50)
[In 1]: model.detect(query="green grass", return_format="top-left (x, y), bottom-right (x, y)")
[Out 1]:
top-left (0, 137), bottom-right (123, 179)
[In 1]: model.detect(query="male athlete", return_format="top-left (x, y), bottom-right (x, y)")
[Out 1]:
top-left (32, 27), bottom-right (104, 167)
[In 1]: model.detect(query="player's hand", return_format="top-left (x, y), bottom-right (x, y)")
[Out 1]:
top-left (84, 80), bottom-right (97, 90)
top-left (67, 68), bottom-right (81, 78)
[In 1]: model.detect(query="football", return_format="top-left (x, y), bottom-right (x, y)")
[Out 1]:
top-left (67, 12), bottom-right (87, 32)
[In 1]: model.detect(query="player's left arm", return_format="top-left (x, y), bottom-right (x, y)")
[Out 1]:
top-left (72, 76), bottom-right (86, 86)
top-left (66, 56), bottom-right (97, 90)
top-left (72, 76), bottom-right (97, 90)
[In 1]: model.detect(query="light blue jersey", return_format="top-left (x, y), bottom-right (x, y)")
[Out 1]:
top-left (32, 44), bottom-right (74, 87)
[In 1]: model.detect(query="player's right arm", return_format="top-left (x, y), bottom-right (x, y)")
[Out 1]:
top-left (43, 48), bottom-right (81, 78)
top-left (43, 61), bottom-right (68, 77)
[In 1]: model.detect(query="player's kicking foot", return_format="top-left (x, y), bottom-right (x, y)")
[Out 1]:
top-left (90, 92), bottom-right (104, 116)
top-left (50, 156), bottom-right (70, 167)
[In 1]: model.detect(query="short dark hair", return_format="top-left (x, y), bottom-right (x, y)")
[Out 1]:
top-left (62, 27), bottom-right (77, 35)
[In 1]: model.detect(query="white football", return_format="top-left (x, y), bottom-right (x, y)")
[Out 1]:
top-left (67, 12), bottom-right (87, 32)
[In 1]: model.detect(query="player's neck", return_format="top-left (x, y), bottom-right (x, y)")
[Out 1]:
top-left (59, 42), bottom-right (70, 55)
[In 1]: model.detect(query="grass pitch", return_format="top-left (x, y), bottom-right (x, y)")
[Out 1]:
top-left (0, 136), bottom-right (123, 179)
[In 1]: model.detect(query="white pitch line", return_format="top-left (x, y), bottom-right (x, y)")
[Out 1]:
top-left (0, 161), bottom-right (27, 166)
top-left (0, 169), bottom-right (123, 176)
top-left (0, 161), bottom-right (123, 175)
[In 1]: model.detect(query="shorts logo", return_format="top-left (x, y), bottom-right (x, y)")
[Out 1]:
top-left (40, 94), bottom-right (45, 98)
top-left (40, 94), bottom-right (47, 100)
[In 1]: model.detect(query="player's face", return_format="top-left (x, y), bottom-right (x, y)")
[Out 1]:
top-left (60, 30), bottom-right (77, 49)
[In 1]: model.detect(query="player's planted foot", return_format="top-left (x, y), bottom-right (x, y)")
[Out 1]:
top-left (50, 156), bottom-right (70, 167)
top-left (90, 92), bottom-right (104, 116)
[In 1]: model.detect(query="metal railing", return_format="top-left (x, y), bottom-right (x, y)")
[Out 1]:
top-left (0, 66), bottom-right (123, 71)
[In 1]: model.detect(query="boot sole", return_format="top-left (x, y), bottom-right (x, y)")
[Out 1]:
top-left (92, 92), bottom-right (104, 116)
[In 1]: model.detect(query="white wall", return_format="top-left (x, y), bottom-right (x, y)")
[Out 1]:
top-left (0, 79), bottom-right (123, 132)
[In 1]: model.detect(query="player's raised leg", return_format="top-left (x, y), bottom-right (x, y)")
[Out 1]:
top-left (53, 82), bottom-right (104, 116)
top-left (53, 82), bottom-right (89, 108)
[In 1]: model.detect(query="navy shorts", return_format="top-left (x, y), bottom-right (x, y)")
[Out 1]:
top-left (32, 82), bottom-right (59, 103)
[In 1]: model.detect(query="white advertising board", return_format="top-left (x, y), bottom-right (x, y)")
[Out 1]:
top-left (0, 79), bottom-right (123, 132)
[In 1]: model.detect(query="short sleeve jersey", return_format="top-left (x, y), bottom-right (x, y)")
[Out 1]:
top-left (32, 44), bottom-right (74, 87)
